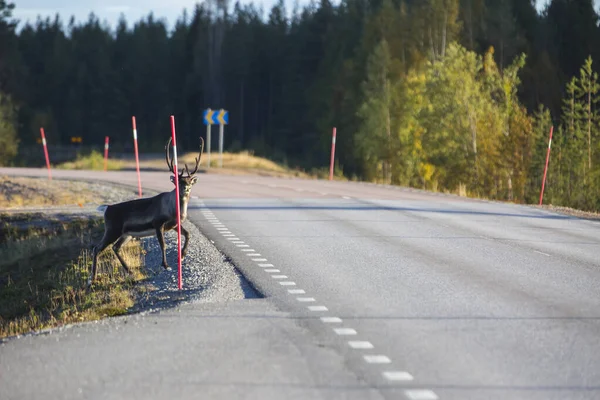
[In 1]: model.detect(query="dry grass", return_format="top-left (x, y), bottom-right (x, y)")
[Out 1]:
top-left (0, 218), bottom-right (146, 339)
top-left (0, 176), bottom-right (147, 339)
top-left (107, 150), bottom-right (312, 178)
top-left (0, 176), bottom-right (103, 208)
top-left (56, 150), bottom-right (124, 171)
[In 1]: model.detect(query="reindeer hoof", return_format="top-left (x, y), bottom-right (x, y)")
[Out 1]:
top-left (164, 265), bottom-right (172, 271)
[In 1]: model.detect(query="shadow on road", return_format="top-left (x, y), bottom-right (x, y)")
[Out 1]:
top-left (190, 204), bottom-right (576, 221)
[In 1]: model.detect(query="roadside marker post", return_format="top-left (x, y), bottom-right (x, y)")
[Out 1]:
top-left (169, 116), bottom-right (183, 290)
top-left (329, 127), bottom-right (337, 181)
top-left (539, 126), bottom-right (554, 206)
top-left (103, 136), bottom-right (110, 172)
top-left (131, 116), bottom-right (142, 197)
top-left (40, 127), bottom-right (52, 180)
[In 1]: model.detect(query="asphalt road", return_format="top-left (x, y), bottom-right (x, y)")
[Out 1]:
top-left (2, 168), bottom-right (600, 400)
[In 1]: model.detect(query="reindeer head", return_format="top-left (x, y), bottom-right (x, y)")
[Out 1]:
top-left (165, 137), bottom-right (204, 197)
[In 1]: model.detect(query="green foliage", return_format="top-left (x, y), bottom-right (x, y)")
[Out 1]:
top-left (2, 0), bottom-right (600, 208)
top-left (55, 150), bottom-right (123, 171)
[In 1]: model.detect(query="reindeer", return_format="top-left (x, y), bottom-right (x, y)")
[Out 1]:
top-left (87, 137), bottom-right (204, 287)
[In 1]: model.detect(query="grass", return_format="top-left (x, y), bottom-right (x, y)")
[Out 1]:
top-left (0, 176), bottom-right (148, 339)
top-left (0, 216), bottom-right (146, 339)
top-left (56, 150), bottom-right (124, 171)
top-left (0, 176), bottom-right (105, 208)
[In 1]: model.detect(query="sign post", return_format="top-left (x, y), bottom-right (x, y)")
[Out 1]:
top-left (103, 136), bottom-right (110, 172)
top-left (539, 126), bottom-right (554, 206)
top-left (217, 109), bottom-right (229, 168)
top-left (169, 116), bottom-right (183, 290)
top-left (40, 127), bottom-right (52, 180)
top-left (203, 108), bottom-right (213, 168)
top-left (131, 116), bottom-right (142, 197)
top-left (204, 108), bottom-right (229, 168)
top-left (329, 127), bottom-right (337, 181)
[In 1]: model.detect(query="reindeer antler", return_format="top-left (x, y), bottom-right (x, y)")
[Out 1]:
top-left (165, 137), bottom-right (184, 177)
top-left (185, 137), bottom-right (204, 176)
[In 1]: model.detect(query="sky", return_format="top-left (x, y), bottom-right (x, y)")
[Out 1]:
top-left (9, 0), bottom-right (597, 31)
top-left (11, 0), bottom-right (298, 30)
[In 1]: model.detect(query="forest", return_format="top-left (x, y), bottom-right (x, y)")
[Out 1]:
top-left (0, 0), bottom-right (600, 210)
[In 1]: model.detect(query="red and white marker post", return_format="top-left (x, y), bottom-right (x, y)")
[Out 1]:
top-left (131, 116), bottom-right (142, 197)
top-left (40, 127), bottom-right (52, 180)
top-left (539, 126), bottom-right (554, 206)
top-left (103, 136), bottom-right (110, 172)
top-left (169, 116), bottom-right (183, 290)
top-left (329, 127), bottom-right (337, 181)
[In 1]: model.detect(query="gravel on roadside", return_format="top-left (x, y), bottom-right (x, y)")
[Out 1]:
top-left (1, 176), bottom-right (259, 316)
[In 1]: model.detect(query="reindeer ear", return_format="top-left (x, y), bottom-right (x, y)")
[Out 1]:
top-left (191, 176), bottom-right (198, 185)
top-left (170, 176), bottom-right (176, 184)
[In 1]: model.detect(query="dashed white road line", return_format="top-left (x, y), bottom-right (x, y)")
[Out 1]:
top-left (348, 341), bottom-right (374, 349)
top-left (201, 209), bottom-right (435, 399)
top-left (320, 317), bottom-right (342, 323)
top-left (383, 371), bottom-right (414, 381)
top-left (333, 328), bottom-right (357, 336)
top-left (404, 389), bottom-right (438, 400)
top-left (364, 355), bottom-right (391, 364)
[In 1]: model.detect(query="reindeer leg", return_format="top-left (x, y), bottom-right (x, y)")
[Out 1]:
top-left (155, 226), bottom-right (171, 271)
top-left (181, 225), bottom-right (190, 259)
top-left (112, 235), bottom-right (133, 275)
top-left (88, 228), bottom-right (120, 288)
